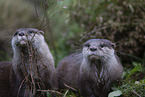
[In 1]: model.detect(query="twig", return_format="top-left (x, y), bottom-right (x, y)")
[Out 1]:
top-left (118, 51), bottom-right (142, 62)
top-left (132, 89), bottom-right (141, 97)
top-left (37, 89), bottom-right (62, 95)
top-left (17, 75), bottom-right (29, 97)
top-left (29, 44), bottom-right (36, 95)
top-left (64, 84), bottom-right (77, 91)
top-left (63, 89), bottom-right (69, 97)
top-left (40, 5), bottom-right (57, 30)
top-left (34, 0), bottom-right (39, 19)
top-left (41, 7), bottom-right (64, 30)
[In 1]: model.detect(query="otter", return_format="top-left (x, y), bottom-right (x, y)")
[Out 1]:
top-left (10, 28), bottom-right (55, 97)
top-left (56, 39), bottom-right (123, 97)
top-left (0, 61), bottom-right (12, 97)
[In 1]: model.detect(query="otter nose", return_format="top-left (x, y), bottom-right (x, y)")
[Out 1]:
top-left (19, 32), bottom-right (25, 36)
top-left (90, 47), bottom-right (97, 51)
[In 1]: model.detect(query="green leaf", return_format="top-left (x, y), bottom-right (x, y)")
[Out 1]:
top-left (57, 0), bottom-right (73, 8)
top-left (126, 62), bottom-right (143, 81)
top-left (46, 92), bottom-right (51, 97)
top-left (108, 90), bottom-right (122, 97)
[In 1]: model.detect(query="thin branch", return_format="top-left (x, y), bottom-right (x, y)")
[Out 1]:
top-left (64, 84), bottom-right (77, 91)
top-left (17, 75), bottom-right (29, 97)
top-left (41, 7), bottom-right (64, 30)
top-left (37, 89), bottom-right (62, 95)
top-left (40, 3), bottom-right (57, 29)
top-left (63, 89), bottom-right (69, 97)
top-left (132, 89), bottom-right (141, 97)
top-left (117, 51), bottom-right (142, 62)
top-left (34, 0), bottom-right (39, 19)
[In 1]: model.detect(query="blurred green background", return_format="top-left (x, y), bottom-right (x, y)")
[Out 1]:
top-left (0, 0), bottom-right (144, 96)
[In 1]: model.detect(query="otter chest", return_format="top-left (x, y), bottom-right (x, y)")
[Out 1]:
top-left (93, 70), bottom-right (111, 88)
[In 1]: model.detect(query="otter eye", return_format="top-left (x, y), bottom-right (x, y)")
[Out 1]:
top-left (84, 43), bottom-right (90, 47)
top-left (28, 31), bottom-right (34, 34)
top-left (14, 31), bottom-right (18, 36)
top-left (111, 43), bottom-right (116, 48)
top-left (100, 44), bottom-right (104, 48)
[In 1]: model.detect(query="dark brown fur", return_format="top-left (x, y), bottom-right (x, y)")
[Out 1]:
top-left (0, 61), bottom-right (12, 97)
top-left (11, 28), bottom-right (56, 97)
top-left (0, 28), bottom-right (56, 97)
top-left (56, 39), bottom-right (123, 97)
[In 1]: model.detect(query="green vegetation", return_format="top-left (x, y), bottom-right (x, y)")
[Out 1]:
top-left (111, 62), bottom-right (145, 97)
top-left (43, 0), bottom-right (145, 65)
top-left (0, 0), bottom-right (144, 96)
top-left (45, 0), bottom-right (145, 96)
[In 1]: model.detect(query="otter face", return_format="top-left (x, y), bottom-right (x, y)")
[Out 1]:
top-left (82, 39), bottom-right (116, 61)
top-left (12, 28), bottom-right (44, 48)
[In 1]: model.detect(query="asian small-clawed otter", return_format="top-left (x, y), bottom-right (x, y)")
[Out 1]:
top-left (0, 61), bottom-right (12, 97)
top-left (10, 28), bottom-right (56, 97)
top-left (56, 39), bottom-right (123, 97)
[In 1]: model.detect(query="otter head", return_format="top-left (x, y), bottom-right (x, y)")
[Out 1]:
top-left (12, 28), bottom-right (44, 52)
top-left (82, 39), bottom-right (116, 62)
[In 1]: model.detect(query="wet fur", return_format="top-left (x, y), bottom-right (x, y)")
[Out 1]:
top-left (0, 62), bottom-right (12, 97)
top-left (56, 39), bottom-right (123, 97)
top-left (11, 28), bottom-right (56, 97)
top-left (0, 28), bottom-right (56, 97)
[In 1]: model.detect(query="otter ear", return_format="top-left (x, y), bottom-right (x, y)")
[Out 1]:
top-left (111, 43), bottom-right (116, 48)
top-left (39, 31), bottom-right (44, 35)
